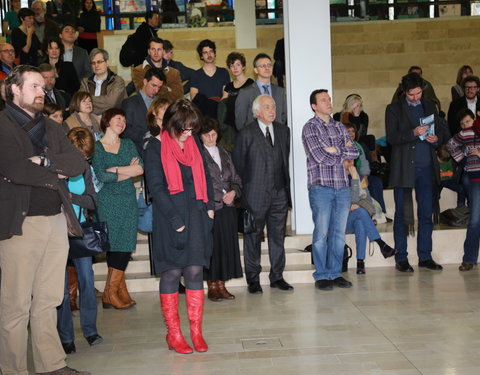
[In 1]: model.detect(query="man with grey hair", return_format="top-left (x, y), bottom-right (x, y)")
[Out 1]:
top-left (233, 94), bottom-right (292, 294)
top-left (31, 0), bottom-right (59, 44)
top-left (80, 48), bottom-right (127, 115)
top-left (0, 65), bottom-right (88, 375)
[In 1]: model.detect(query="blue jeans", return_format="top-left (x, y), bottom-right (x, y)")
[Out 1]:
top-left (368, 175), bottom-right (386, 213)
top-left (393, 167), bottom-right (433, 262)
top-left (463, 180), bottom-right (480, 264)
top-left (346, 207), bottom-right (381, 260)
top-left (57, 256), bottom-right (98, 343)
top-left (309, 185), bottom-right (351, 280)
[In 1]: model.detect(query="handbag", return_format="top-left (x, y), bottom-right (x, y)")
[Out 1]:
top-left (137, 187), bottom-right (153, 233)
top-left (68, 205), bottom-right (110, 259)
top-left (236, 197), bottom-right (256, 234)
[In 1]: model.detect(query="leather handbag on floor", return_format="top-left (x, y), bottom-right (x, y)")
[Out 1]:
top-left (68, 206), bottom-right (110, 259)
top-left (342, 244), bottom-right (353, 272)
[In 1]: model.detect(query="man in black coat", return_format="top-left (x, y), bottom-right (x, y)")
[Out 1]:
top-left (122, 67), bottom-right (165, 155)
top-left (39, 63), bottom-right (71, 117)
top-left (130, 10), bottom-right (160, 67)
top-left (386, 72), bottom-right (450, 273)
top-left (447, 75), bottom-right (480, 136)
top-left (233, 94), bottom-right (293, 294)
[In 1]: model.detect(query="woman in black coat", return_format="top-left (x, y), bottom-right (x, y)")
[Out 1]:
top-left (199, 118), bottom-right (242, 301)
top-left (77, 0), bottom-right (101, 53)
top-left (144, 99), bottom-right (214, 354)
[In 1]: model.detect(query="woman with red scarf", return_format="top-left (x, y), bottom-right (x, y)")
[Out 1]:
top-left (144, 99), bottom-right (214, 354)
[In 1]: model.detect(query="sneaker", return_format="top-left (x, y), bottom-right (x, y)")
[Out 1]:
top-left (85, 334), bottom-right (103, 346)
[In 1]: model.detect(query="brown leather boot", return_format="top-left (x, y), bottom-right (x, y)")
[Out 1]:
top-left (206, 280), bottom-right (223, 302)
top-left (102, 267), bottom-right (131, 310)
top-left (67, 266), bottom-right (79, 312)
top-left (217, 280), bottom-right (235, 300)
top-left (118, 272), bottom-right (136, 307)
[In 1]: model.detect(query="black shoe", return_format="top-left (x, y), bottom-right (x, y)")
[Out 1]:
top-left (379, 243), bottom-right (396, 259)
top-left (396, 261), bottom-right (414, 272)
top-left (333, 277), bottom-right (352, 288)
top-left (247, 282), bottom-right (263, 294)
top-left (62, 342), bottom-right (76, 354)
top-left (418, 259), bottom-right (443, 270)
top-left (85, 334), bottom-right (103, 346)
top-left (315, 279), bottom-right (333, 290)
top-left (356, 260), bottom-right (365, 275)
top-left (178, 282), bottom-right (186, 294)
top-left (270, 279), bottom-right (294, 291)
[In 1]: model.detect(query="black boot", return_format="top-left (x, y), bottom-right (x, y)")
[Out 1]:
top-left (376, 239), bottom-right (396, 258)
top-left (356, 260), bottom-right (365, 274)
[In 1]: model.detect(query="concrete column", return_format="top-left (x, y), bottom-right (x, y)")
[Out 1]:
top-left (284, 1), bottom-right (332, 234)
top-left (234, 0), bottom-right (257, 49)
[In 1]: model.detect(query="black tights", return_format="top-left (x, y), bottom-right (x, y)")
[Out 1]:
top-left (160, 265), bottom-right (203, 294)
top-left (106, 252), bottom-right (130, 271)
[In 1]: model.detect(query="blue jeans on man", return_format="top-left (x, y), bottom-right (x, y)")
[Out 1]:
top-left (393, 166), bottom-right (434, 262)
top-left (309, 185), bottom-right (351, 280)
top-left (463, 180), bottom-right (480, 264)
top-left (57, 256), bottom-right (98, 344)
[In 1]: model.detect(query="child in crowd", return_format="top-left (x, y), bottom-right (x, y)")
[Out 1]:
top-left (437, 144), bottom-right (466, 207)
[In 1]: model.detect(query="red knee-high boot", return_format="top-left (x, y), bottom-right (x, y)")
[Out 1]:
top-left (185, 289), bottom-right (208, 352)
top-left (160, 292), bottom-right (193, 354)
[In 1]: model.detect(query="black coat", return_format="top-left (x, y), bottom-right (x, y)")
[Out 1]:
top-left (386, 98), bottom-right (450, 188)
top-left (447, 96), bottom-right (480, 136)
top-left (144, 137), bottom-right (215, 273)
top-left (131, 22), bottom-right (158, 67)
top-left (121, 93), bottom-right (148, 156)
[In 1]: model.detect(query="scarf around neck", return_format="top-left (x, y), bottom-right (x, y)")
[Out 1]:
top-left (160, 129), bottom-right (208, 203)
top-left (7, 101), bottom-right (48, 151)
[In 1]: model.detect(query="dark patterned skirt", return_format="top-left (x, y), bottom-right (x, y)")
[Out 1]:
top-left (204, 205), bottom-right (243, 281)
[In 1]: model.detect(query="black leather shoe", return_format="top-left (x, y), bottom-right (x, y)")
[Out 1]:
top-left (418, 259), bottom-right (443, 270)
top-left (247, 282), bottom-right (263, 294)
top-left (85, 334), bottom-right (103, 346)
top-left (315, 279), bottom-right (333, 290)
top-left (62, 342), bottom-right (76, 354)
top-left (396, 261), bottom-right (414, 272)
top-left (333, 277), bottom-right (352, 288)
top-left (270, 279), bottom-right (294, 290)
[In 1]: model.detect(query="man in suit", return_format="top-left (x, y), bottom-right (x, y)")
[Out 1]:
top-left (59, 24), bottom-right (92, 81)
top-left (233, 94), bottom-right (293, 294)
top-left (39, 63), bottom-right (70, 114)
top-left (235, 53), bottom-right (287, 130)
top-left (386, 72), bottom-right (450, 273)
top-left (447, 75), bottom-right (480, 136)
top-left (122, 68), bottom-right (164, 154)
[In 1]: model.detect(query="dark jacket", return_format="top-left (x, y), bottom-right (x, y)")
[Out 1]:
top-left (202, 144), bottom-right (242, 211)
top-left (447, 96), bottom-right (480, 136)
top-left (385, 97), bottom-right (450, 188)
top-left (121, 93), bottom-right (148, 155)
top-left (78, 9), bottom-right (101, 33)
top-left (233, 120), bottom-right (291, 211)
top-left (0, 110), bottom-right (85, 240)
top-left (131, 22), bottom-right (158, 67)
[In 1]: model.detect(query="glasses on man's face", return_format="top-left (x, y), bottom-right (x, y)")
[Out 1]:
top-left (464, 86), bottom-right (479, 90)
top-left (182, 128), bottom-right (193, 133)
top-left (91, 60), bottom-right (105, 66)
top-left (0, 49), bottom-right (14, 54)
top-left (256, 63), bottom-right (272, 69)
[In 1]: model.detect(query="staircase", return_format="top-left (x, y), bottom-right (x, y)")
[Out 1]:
top-left (93, 188), bottom-right (467, 293)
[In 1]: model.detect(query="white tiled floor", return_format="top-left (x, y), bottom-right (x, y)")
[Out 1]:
top-left (29, 265), bottom-right (480, 375)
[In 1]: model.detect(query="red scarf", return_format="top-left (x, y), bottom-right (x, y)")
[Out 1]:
top-left (160, 129), bottom-right (208, 203)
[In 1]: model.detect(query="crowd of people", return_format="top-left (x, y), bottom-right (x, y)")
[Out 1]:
top-left (0, 3), bottom-right (479, 374)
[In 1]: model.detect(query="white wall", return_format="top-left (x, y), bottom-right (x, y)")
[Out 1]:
top-left (284, 1), bottom-right (332, 234)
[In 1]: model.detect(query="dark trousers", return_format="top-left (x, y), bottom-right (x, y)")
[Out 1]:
top-left (243, 188), bottom-right (288, 284)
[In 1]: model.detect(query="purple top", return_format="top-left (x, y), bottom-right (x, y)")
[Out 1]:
top-left (302, 115), bottom-right (359, 189)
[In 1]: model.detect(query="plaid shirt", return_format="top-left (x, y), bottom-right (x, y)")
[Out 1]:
top-left (302, 115), bottom-right (359, 189)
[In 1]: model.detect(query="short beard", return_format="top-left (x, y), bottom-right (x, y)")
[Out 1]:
top-left (19, 97), bottom-right (44, 115)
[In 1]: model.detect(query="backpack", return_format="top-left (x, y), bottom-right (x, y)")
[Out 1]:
top-left (439, 206), bottom-right (469, 227)
top-left (119, 34), bottom-right (137, 67)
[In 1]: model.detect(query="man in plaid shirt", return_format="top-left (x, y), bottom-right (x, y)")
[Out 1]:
top-left (302, 89), bottom-right (359, 290)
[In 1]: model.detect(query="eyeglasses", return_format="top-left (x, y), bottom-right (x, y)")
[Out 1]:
top-left (182, 128), bottom-right (193, 133)
top-left (464, 86), bottom-right (479, 90)
top-left (256, 63), bottom-right (272, 69)
top-left (0, 49), bottom-right (14, 53)
top-left (91, 60), bottom-right (105, 65)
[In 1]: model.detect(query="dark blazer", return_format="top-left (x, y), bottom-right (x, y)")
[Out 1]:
top-left (386, 97), bottom-right (450, 188)
top-left (447, 96), bottom-right (480, 136)
top-left (235, 83), bottom-right (287, 130)
top-left (70, 45), bottom-right (92, 80)
top-left (233, 120), bottom-right (291, 211)
top-left (45, 87), bottom-right (71, 112)
top-left (121, 93), bottom-right (148, 155)
top-left (0, 110), bottom-right (85, 240)
top-left (202, 145), bottom-right (242, 211)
